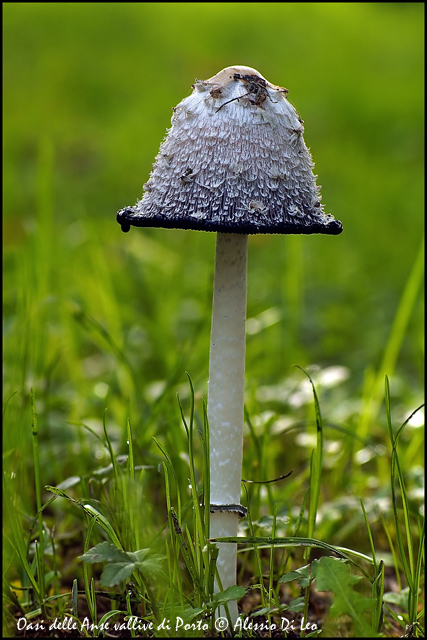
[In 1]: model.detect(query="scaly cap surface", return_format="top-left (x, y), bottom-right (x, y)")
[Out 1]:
top-left (117, 66), bottom-right (342, 235)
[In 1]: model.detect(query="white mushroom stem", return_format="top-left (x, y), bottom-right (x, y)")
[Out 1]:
top-left (208, 232), bottom-right (248, 622)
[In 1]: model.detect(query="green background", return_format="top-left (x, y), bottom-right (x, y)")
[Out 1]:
top-left (3, 2), bottom-right (424, 476)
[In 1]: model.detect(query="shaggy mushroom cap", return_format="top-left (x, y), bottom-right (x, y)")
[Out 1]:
top-left (117, 65), bottom-right (342, 235)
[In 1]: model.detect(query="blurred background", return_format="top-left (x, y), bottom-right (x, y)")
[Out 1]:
top-left (3, 3), bottom-right (424, 500)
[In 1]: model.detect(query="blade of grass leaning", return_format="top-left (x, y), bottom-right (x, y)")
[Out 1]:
top-left (385, 377), bottom-right (414, 593)
top-left (153, 437), bottom-right (182, 522)
top-left (81, 504), bottom-right (123, 549)
top-left (379, 510), bottom-right (402, 591)
top-left (103, 410), bottom-right (119, 482)
top-left (178, 374), bottom-right (206, 555)
top-left (360, 498), bottom-right (377, 572)
top-left (68, 420), bottom-right (106, 446)
top-left (385, 379), bottom-right (426, 626)
top-left (2, 391), bottom-right (18, 422)
top-left (358, 238), bottom-right (424, 437)
top-left (392, 454), bottom-right (420, 624)
top-left (126, 418), bottom-right (135, 484)
top-left (99, 610), bottom-right (125, 634)
top-left (186, 375), bottom-right (206, 573)
top-left (202, 398), bottom-right (210, 548)
top-left (211, 536), bottom-right (373, 579)
top-left (294, 367), bottom-right (323, 560)
top-left (45, 485), bottom-right (123, 548)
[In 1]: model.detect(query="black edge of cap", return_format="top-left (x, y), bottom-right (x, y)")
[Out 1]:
top-left (117, 208), bottom-right (343, 236)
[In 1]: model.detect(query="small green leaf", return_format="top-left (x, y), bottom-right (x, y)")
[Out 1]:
top-left (80, 542), bottom-right (164, 587)
top-left (177, 607), bottom-right (206, 623)
top-left (315, 557), bottom-right (377, 637)
top-left (134, 555), bottom-right (165, 576)
top-left (279, 561), bottom-right (319, 588)
top-left (79, 541), bottom-right (128, 564)
top-left (287, 597), bottom-right (306, 613)
top-left (279, 570), bottom-right (303, 584)
top-left (100, 562), bottom-right (136, 587)
top-left (128, 548), bottom-right (151, 563)
top-left (212, 585), bottom-right (247, 606)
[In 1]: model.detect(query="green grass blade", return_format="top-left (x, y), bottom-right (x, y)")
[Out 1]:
top-left (241, 483), bottom-right (267, 610)
top-left (90, 578), bottom-right (98, 638)
top-left (385, 378), bottom-right (417, 597)
top-left (379, 510), bottom-right (402, 591)
top-left (72, 578), bottom-right (78, 618)
top-left (360, 498), bottom-right (377, 571)
top-left (169, 507), bottom-right (205, 599)
top-left (102, 410), bottom-right (119, 482)
top-left (294, 367), bottom-right (323, 558)
top-left (126, 418), bottom-right (135, 483)
top-left (371, 560), bottom-right (385, 633)
top-left (153, 437), bottom-right (182, 521)
top-left (161, 463), bottom-right (185, 609)
top-left (212, 535), bottom-right (374, 579)
top-left (30, 389), bottom-right (45, 608)
top-left (394, 453), bottom-right (415, 578)
top-left (413, 517), bottom-right (425, 624)
top-left (178, 375), bottom-right (206, 560)
top-left (3, 503), bottom-right (41, 602)
top-left (269, 503), bottom-right (277, 607)
top-left (81, 504), bottom-right (123, 549)
top-left (202, 398), bottom-right (210, 543)
top-left (358, 238), bottom-right (424, 437)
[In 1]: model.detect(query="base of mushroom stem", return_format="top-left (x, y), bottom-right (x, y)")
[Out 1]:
top-left (209, 510), bottom-right (241, 624)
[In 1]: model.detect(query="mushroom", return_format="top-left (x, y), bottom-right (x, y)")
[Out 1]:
top-left (117, 65), bottom-right (342, 621)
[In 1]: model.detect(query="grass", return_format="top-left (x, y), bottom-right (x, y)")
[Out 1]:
top-left (3, 370), bottom-right (424, 636)
top-left (3, 3), bottom-right (424, 637)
